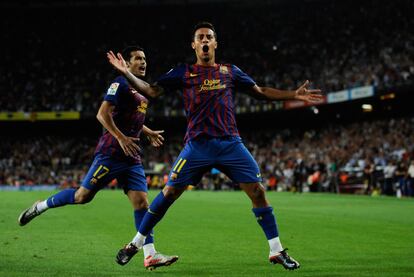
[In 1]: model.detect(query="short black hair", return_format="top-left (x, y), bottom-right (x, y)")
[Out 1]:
top-left (122, 45), bottom-right (144, 62)
top-left (192, 21), bottom-right (217, 41)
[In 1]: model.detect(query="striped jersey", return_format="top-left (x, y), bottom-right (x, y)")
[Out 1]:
top-left (156, 64), bottom-right (255, 142)
top-left (95, 75), bottom-right (148, 164)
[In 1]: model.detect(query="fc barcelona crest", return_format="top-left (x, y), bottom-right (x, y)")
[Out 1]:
top-left (219, 65), bottom-right (229, 74)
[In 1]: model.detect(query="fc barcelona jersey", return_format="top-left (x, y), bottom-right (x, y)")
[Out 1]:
top-left (95, 75), bottom-right (148, 164)
top-left (156, 64), bottom-right (255, 143)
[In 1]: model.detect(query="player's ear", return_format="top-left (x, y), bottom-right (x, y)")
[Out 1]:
top-left (214, 40), bottom-right (218, 49)
top-left (191, 41), bottom-right (196, 50)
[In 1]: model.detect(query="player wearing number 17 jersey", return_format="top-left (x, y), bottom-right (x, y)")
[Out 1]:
top-left (107, 22), bottom-right (322, 270)
top-left (18, 46), bottom-right (178, 270)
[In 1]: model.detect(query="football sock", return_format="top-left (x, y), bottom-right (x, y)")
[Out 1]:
top-left (134, 209), bottom-right (154, 245)
top-left (138, 192), bottom-right (175, 236)
top-left (268, 237), bottom-right (283, 255)
top-left (36, 200), bottom-right (49, 213)
top-left (143, 243), bottom-right (156, 258)
top-left (46, 188), bottom-right (76, 208)
top-left (252, 206), bottom-right (283, 253)
top-left (131, 232), bottom-right (146, 247)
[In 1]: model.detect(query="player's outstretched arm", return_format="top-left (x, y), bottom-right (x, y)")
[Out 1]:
top-left (97, 101), bottom-right (141, 157)
top-left (106, 51), bottom-right (163, 98)
top-left (142, 125), bottom-right (165, 148)
top-left (251, 80), bottom-right (323, 102)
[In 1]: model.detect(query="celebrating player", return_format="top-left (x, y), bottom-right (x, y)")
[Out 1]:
top-left (107, 23), bottom-right (322, 270)
top-left (18, 46), bottom-right (178, 271)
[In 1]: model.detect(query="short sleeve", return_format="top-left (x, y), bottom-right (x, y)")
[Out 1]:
top-left (103, 76), bottom-right (128, 105)
top-left (231, 65), bottom-right (256, 88)
top-left (155, 65), bottom-right (185, 93)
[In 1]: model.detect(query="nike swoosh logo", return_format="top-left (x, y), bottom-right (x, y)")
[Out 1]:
top-left (256, 173), bottom-right (261, 178)
top-left (189, 73), bottom-right (199, 77)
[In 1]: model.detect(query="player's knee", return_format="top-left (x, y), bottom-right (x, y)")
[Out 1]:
top-left (242, 182), bottom-right (268, 205)
top-left (133, 199), bottom-right (149, 210)
top-left (127, 191), bottom-right (149, 210)
top-left (74, 195), bottom-right (92, 204)
top-left (162, 186), bottom-right (185, 200)
top-left (253, 184), bottom-right (266, 200)
top-left (74, 190), bottom-right (93, 204)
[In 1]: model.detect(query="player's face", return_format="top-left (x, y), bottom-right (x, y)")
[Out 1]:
top-left (127, 50), bottom-right (146, 77)
top-left (192, 28), bottom-right (217, 63)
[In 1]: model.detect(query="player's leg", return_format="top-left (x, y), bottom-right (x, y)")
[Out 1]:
top-left (18, 187), bottom-right (99, 227)
top-left (239, 182), bottom-right (277, 247)
top-left (129, 184), bottom-right (187, 248)
top-left (116, 165), bottom-right (179, 268)
top-left (239, 182), bottom-right (280, 252)
top-left (217, 137), bottom-right (300, 270)
top-left (18, 154), bottom-right (115, 226)
top-left (18, 187), bottom-right (78, 226)
top-left (240, 182), bottom-right (299, 270)
top-left (18, 185), bottom-right (99, 227)
top-left (117, 187), bottom-right (184, 267)
top-left (127, 190), bottom-right (153, 254)
top-left (123, 139), bottom-right (211, 249)
top-left (126, 189), bottom-right (180, 270)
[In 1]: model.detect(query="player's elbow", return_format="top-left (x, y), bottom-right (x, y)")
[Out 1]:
top-left (148, 85), bottom-right (163, 98)
top-left (96, 103), bottom-right (111, 123)
top-left (96, 109), bottom-right (108, 125)
top-left (149, 90), bottom-right (160, 98)
top-left (250, 86), bottom-right (267, 100)
top-left (96, 101), bottom-right (114, 122)
top-left (96, 111), bottom-right (104, 123)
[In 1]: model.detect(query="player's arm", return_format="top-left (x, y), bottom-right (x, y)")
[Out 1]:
top-left (106, 51), bottom-right (163, 98)
top-left (142, 125), bottom-right (165, 148)
top-left (250, 80), bottom-right (323, 102)
top-left (96, 101), bottom-right (141, 157)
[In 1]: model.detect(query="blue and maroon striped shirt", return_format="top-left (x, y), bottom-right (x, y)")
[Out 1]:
top-left (95, 76), bottom-right (148, 164)
top-left (156, 64), bottom-right (255, 142)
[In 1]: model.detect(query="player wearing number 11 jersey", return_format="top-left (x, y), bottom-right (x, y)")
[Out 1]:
top-left (107, 22), bottom-right (322, 270)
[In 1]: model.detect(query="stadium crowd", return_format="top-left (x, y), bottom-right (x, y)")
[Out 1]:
top-left (1, 116), bottom-right (413, 197)
top-left (1, 1), bottom-right (414, 197)
top-left (1, 1), bottom-right (413, 115)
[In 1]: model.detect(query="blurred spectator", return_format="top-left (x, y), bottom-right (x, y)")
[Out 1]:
top-left (0, 1), bottom-right (413, 114)
top-left (407, 161), bottom-right (414, 196)
top-left (1, 116), bottom-right (413, 198)
top-left (383, 161), bottom-right (397, 196)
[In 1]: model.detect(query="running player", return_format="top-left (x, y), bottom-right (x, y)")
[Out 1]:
top-left (18, 46), bottom-right (178, 270)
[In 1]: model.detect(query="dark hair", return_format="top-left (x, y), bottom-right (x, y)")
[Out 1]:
top-left (122, 45), bottom-right (144, 62)
top-left (192, 21), bottom-right (217, 41)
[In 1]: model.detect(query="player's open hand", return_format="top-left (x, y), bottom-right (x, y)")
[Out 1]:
top-left (147, 130), bottom-right (165, 148)
top-left (294, 80), bottom-right (323, 103)
top-left (117, 135), bottom-right (141, 157)
top-left (107, 51), bottom-right (128, 74)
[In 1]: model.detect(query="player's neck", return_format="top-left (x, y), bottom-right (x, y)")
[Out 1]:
top-left (196, 57), bottom-right (216, 67)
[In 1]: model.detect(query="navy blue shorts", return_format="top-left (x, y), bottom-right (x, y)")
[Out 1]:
top-left (167, 136), bottom-right (262, 187)
top-left (81, 154), bottom-right (147, 193)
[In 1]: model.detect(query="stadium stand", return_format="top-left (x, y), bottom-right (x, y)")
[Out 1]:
top-left (1, 116), bottom-right (413, 196)
top-left (1, 1), bottom-right (412, 115)
top-left (1, 0), bottom-right (413, 197)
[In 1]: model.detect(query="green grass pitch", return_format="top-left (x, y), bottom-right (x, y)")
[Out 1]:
top-left (1, 190), bottom-right (413, 277)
